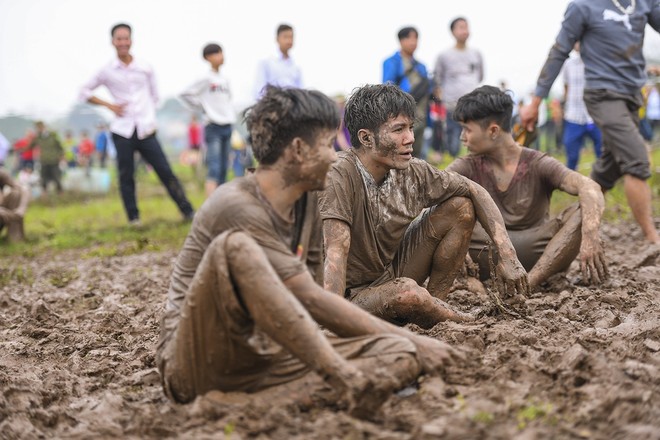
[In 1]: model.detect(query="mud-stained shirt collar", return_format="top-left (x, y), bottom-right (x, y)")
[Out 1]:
top-left (352, 150), bottom-right (392, 189)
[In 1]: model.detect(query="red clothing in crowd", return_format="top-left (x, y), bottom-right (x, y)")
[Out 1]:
top-left (79, 138), bottom-right (95, 157)
top-left (13, 135), bottom-right (35, 160)
top-left (188, 122), bottom-right (202, 150)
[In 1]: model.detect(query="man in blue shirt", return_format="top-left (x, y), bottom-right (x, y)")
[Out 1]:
top-left (383, 27), bottom-right (431, 158)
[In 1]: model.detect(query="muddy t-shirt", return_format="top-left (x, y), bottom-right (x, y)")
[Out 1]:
top-left (318, 149), bottom-right (470, 290)
top-left (447, 148), bottom-right (570, 230)
top-left (165, 174), bottom-right (323, 322)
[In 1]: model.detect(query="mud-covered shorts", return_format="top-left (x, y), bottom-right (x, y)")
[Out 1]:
top-left (347, 205), bottom-right (442, 301)
top-left (156, 231), bottom-right (417, 404)
top-left (583, 89), bottom-right (651, 189)
top-left (468, 204), bottom-right (579, 277)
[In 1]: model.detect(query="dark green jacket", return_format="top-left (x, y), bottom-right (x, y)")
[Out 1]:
top-left (30, 132), bottom-right (64, 165)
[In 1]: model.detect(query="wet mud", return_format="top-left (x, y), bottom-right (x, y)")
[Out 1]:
top-left (0, 220), bottom-right (658, 439)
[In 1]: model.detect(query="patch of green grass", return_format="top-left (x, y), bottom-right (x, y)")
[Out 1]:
top-left (516, 402), bottom-right (555, 430)
top-left (0, 164), bottom-right (205, 257)
top-left (0, 266), bottom-right (35, 288)
top-left (471, 410), bottom-right (494, 424)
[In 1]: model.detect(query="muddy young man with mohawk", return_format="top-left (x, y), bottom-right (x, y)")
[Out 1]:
top-left (319, 84), bottom-right (529, 329)
top-left (156, 86), bottom-right (463, 417)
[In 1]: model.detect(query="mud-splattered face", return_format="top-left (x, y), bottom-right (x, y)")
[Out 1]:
top-left (459, 120), bottom-right (492, 155)
top-left (298, 128), bottom-right (338, 191)
top-left (370, 115), bottom-right (415, 171)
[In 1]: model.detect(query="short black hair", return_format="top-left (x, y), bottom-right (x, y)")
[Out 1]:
top-left (453, 85), bottom-right (514, 132)
top-left (450, 17), bottom-right (467, 31)
top-left (202, 43), bottom-right (222, 59)
top-left (397, 26), bottom-right (418, 41)
top-left (277, 24), bottom-right (293, 36)
top-left (344, 84), bottom-right (416, 148)
top-left (111, 23), bottom-right (131, 37)
top-left (245, 86), bottom-right (339, 165)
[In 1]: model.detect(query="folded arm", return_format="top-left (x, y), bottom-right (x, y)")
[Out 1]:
top-left (463, 178), bottom-right (529, 295)
top-left (558, 172), bottom-right (607, 283)
top-left (323, 218), bottom-right (351, 296)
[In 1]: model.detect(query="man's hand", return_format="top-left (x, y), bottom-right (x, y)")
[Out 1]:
top-left (579, 235), bottom-right (608, 285)
top-left (495, 255), bottom-right (530, 297)
top-left (519, 103), bottom-right (539, 132)
top-left (413, 335), bottom-right (464, 376)
top-left (106, 103), bottom-right (126, 117)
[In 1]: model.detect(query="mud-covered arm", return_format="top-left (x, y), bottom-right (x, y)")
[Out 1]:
top-left (323, 218), bottom-right (351, 296)
top-left (284, 271), bottom-right (462, 374)
top-left (558, 171), bottom-right (607, 283)
top-left (464, 178), bottom-right (529, 295)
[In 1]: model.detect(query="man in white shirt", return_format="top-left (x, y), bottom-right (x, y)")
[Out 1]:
top-left (253, 24), bottom-right (302, 99)
top-left (180, 43), bottom-right (236, 197)
top-left (79, 23), bottom-right (194, 225)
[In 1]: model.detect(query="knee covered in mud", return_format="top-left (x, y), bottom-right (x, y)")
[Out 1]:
top-left (433, 197), bottom-right (475, 226)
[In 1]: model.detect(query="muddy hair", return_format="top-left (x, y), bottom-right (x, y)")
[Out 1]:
top-left (453, 85), bottom-right (514, 132)
top-left (344, 84), bottom-right (416, 148)
top-left (244, 86), bottom-right (340, 165)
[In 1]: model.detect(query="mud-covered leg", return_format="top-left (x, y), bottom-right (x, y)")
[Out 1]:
top-left (353, 278), bottom-right (473, 329)
top-left (223, 232), bottom-right (371, 408)
top-left (426, 197), bottom-right (476, 300)
top-left (529, 206), bottom-right (582, 289)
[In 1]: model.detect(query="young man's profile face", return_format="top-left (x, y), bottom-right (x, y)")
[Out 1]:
top-left (297, 128), bottom-right (338, 191)
top-left (459, 120), bottom-right (491, 154)
top-left (112, 27), bottom-right (132, 58)
top-left (367, 114), bottom-right (415, 171)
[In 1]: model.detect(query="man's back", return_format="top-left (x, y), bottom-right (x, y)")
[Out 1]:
top-left (165, 175), bottom-right (321, 320)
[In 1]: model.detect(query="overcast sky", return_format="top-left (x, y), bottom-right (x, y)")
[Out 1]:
top-left (2, 0), bottom-right (660, 120)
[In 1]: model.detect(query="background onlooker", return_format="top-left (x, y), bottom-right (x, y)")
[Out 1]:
top-left (434, 17), bottom-right (484, 158)
top-left (383, 26), bottom-right (431, 158)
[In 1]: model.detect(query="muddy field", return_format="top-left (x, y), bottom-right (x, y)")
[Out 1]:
top-left (0, 220), bottom-right (659, 439)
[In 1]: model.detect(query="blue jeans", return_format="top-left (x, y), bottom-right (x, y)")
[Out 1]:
top-left (562, 120), bottom-right (602, 170)
top-left (112, 131), bottom-right (193, 221)
top-left (444, 111), bottom-right (462, 157)
top-left (205, 123), bottom-right (232, 184)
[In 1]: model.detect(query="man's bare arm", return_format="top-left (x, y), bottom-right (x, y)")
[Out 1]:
top-left (464, 178), bottom-right (530, 295)
top-left (558, 172), bottom-right (607, 284)
top-left (323, 219), bottom-right (351, 296)
top-left (87, 96), bottom-right (125, 117)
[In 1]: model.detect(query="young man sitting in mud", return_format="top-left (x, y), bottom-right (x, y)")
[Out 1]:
top-left (156, 86), bottom-right (463, 417)
top-left (447, 85), bottom-right (608, 290)
top-left (0, 169), bottom-right (29, 243)
top-left (318, 83), bottom-right (528, 329)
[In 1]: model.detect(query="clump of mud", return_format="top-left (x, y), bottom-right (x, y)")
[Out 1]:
top-left (0, 221), bottom-right (658, 439)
